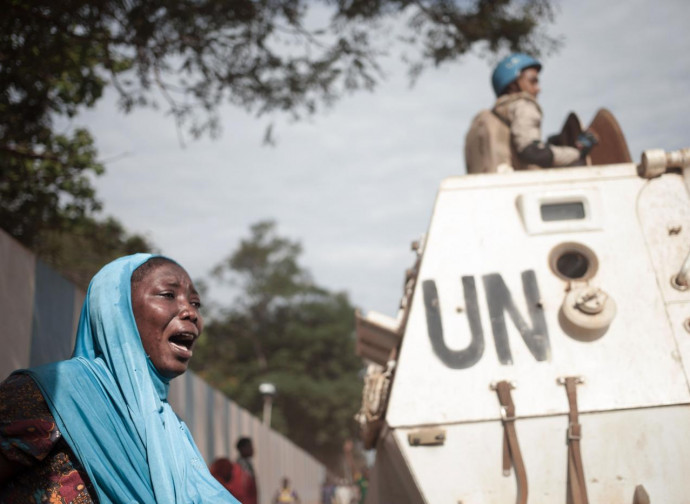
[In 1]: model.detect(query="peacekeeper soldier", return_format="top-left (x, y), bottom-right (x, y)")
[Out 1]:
top-left (465, 53), bottom-right (596, 173)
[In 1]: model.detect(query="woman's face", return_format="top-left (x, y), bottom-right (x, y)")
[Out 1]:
top-left (131, 262), bottom-right (203, 379)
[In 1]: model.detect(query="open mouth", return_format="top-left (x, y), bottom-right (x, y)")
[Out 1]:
top-left (169, 332), bottom-right (196, 359)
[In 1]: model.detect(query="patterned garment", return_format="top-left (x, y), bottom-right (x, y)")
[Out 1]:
top-left (0, 373), bottom-right (97, 503)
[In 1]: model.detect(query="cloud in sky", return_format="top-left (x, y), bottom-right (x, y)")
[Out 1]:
top-left (76, 0), bottom-right (690, 316)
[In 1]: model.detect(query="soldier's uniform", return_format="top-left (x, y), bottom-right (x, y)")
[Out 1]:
top-left (465, 92), bottom-right (581, 174)
top-left (465, 53), bottom-right (583, 174)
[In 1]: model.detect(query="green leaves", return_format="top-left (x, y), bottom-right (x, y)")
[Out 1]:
top-left (0, 128), bottom-right (103, 245)
top-left (194, 221), bottom-right (362, 469)
top-left (1, 0), bottom-right (558, 258)
top-left (32, 216), bottom-right (155, 290)
top-left (2, 0), bottom-right (558, 146)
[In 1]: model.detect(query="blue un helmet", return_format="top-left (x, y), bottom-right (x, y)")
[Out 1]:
top-left (491, 53), bottom-right (542, 97)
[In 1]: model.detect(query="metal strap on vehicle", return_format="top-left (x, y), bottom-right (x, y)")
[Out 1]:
top-left (560, 376), bottom-right (589, 504)
top-left (632, 484), bottom-right (650, 504)
top-left (493, 380), bottom-right (528, 504)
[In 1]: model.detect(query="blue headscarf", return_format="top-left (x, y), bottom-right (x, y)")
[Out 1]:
top-left (24, 254), bottom-right (240, 504)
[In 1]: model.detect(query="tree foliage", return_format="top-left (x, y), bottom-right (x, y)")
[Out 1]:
top-left (1, 0), bottom-right (557, 266)
top-left (2, 0), bottom-right (559, 141)
top-left (0, 128), bottom-right (104, 247)
top-left (0, 122), bottom-right (153, 288)
top-left (36, 216), bottom-right (155, 290)
top-left (192, 221), bottom-right (363, 469)
top-left (0, 2), bottom-right (152, 273)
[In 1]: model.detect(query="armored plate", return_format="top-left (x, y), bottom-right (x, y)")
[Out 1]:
top-left (377, 406), bottom-right (690, 503)
top-left (386, 165), bottom-right (690, 428)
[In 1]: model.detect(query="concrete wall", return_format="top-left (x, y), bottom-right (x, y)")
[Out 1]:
top-left (0, 228), bottom-right (325, 503)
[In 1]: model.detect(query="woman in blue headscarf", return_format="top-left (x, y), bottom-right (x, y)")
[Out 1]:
top-left (0, 254), bottom-right (241, 503)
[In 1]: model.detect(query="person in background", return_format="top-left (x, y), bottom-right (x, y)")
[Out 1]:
top-left (321, 474), bottom-right (336, 504)
top-left (355, 468), bottom-right (368, 504)
top-left (210, 457), bottom-right (246, 502)
top-left (273, 476), bottom-right (301, 504)
top-left (0, 254), bottom-right (240, 503)
top-left (236, 436), bottom-right (258, 504)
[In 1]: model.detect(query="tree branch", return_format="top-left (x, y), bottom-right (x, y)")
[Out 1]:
top-left (0, 144), bottom-right (58, 162)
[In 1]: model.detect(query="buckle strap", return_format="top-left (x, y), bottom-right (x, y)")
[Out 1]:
top-left (493, 380), bottom-right (528, 504)
top-left (560, 376), bottom-right (589, 504)
top-left (632, 484), bottom-right (650, 504)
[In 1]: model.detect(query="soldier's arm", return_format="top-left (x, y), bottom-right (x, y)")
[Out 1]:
top-left (511, 100), bottom-right (580, 167)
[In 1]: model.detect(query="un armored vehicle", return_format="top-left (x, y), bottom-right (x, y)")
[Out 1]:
top-left (355, 112), bottom-right (690, 503)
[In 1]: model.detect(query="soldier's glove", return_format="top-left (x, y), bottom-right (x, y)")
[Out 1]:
top-left (576, 131), bottom-right (599, 158)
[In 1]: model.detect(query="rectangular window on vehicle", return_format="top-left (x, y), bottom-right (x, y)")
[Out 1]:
top-left (540, 201), bottom-right (586, 222)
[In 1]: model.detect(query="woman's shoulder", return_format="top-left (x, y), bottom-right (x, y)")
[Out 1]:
top-left (0, 373), bottom-right (98, 503)
top-left (0, 372), bottom-right (62, 464)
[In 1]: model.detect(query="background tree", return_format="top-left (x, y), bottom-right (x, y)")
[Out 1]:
top-left (192, 221), bottom-right (363, 469)
top-left (2, 0), bottom-right (559, 141)
top-left (0, 121), bottom-right (153, 288)
top-left (37, 217), bottom-right (155, 290)
top-left (0, 128), bottom-right (104, 247)
top-left (1, 0), bottom-right (558, 262)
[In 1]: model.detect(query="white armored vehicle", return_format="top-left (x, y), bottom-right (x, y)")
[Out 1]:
top-left (355, 117), bottom-right (690, 503)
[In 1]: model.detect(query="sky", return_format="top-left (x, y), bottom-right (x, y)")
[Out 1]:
top-left (75, 0), bottom-right (690, 318)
